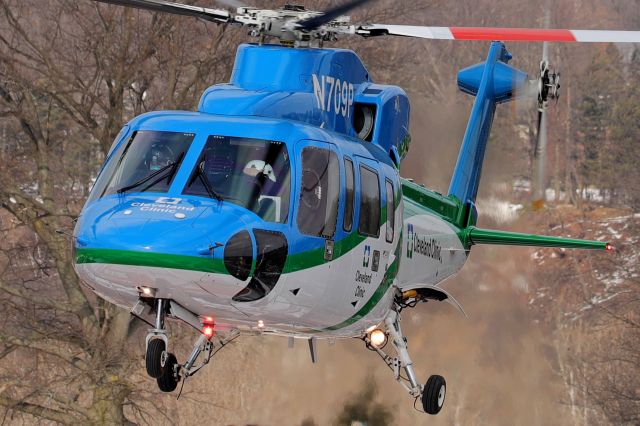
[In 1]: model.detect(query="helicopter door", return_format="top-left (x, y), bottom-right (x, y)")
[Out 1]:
top-left (344, 156), bottom-right (391, 312)
top-left (295, 143), bottom-right (341, 249)
top-left (272, 140), bottom-right (343, 322)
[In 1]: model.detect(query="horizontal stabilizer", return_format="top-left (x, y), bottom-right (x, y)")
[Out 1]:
top-left (465, 226), bottom-right (611, 250)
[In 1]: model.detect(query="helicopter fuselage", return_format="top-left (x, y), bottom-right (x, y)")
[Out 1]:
top-left (73, 110), bottom-right (468, 337)
top-left (72, 43), bottom-right (470, 337)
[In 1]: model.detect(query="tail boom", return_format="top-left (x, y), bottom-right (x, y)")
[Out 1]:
top-left (464, 226), bottom-right (611, 250)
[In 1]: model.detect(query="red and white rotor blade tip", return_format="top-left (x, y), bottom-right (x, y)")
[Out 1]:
top-left (358, 25), bottom-right (640, 43)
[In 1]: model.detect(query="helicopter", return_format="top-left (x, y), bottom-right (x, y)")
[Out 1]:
top-left (72, 0), bottom-right (640, 415)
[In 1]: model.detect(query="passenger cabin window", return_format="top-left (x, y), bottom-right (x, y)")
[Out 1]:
top-left (358, 165), bottom-right (380, 237)
top-left (343, 158), bottom-right (355, 232)
top-left (297, 147), bottom-right (340, 238)
top-left (183, 135), bottom-right (290, 223)
top-left (88, 130), bottom-right (195, 202)
top-left (385, 179), bottom-right (395, 243)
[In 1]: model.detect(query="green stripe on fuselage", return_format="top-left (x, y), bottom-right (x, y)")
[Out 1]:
top-left (282, 230), bottom-right (366, 274)
top-left (321, 231), bottom-right (403, 331)
top-left (76, 248), bottom-right (228, 274)
top-left (323, 251), bottom-right (399, 331)
top-left (76, 228), bottom-right (368, 276)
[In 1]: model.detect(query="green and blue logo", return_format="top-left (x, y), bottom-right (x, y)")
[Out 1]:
top-left (406, 224), bottom-right (414, 258)
top-left (363, 245), bottom-right (371, 268)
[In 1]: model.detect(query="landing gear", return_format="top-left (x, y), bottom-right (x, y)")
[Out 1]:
top-left (365, 309), bottom-right (447, 415)
top-left (157, 352), bottom-right (179, 392)
top-left (422, 375), bottom-right (446, 415)
top-left (142, 298), bottom-right (239, 393)
top-left (145, 299), bottom-right (170, 378)
top-left (145, 338), bottom-right (165, 378)
top-left (144, 299), bottom-right (180, 392)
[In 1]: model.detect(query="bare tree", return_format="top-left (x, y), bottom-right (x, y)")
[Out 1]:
top-left (0, 0), bottom-right (237, 422)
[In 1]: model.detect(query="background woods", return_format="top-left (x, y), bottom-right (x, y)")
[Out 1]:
top-left (0, 0), bottom-right (639, 424)
top-left (0, 0), bottom-right (238, 422)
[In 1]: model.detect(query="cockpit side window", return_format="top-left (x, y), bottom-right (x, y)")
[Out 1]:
top-left (183, 135), bottom-right (290, 224)
top-left (297, 147), bottom-right (340, 238)
top-left (88, 130), bottom-right (195, 202)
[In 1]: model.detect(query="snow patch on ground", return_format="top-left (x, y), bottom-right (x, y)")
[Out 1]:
top-left (476, 198), bottom-right (523, 224)
top-left (530, 210), bottom-right (639, 320)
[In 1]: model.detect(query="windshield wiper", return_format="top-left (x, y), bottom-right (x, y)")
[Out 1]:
top-left (117, 152), bottom-right (184, 194)
top-left (192, 160), bottom-right (223, 202)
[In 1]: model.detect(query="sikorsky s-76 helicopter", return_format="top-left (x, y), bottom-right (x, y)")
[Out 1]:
top-left (73, 0), bottom-right (640, 415)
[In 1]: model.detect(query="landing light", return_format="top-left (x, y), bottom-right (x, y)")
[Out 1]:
top-left (257, 320), bottom-right (265, 329)
top-left (137, 286), bottom-right (156, 298)
top-left (369, 329), bottom-right (387, 348)
top-left (365, 324), bottom-right (378, 333)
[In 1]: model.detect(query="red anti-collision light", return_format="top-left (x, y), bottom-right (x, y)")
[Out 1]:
top-left (605, 243), bottom-right (614, 251)
top-left (203, 325), bottom-right (214, 338)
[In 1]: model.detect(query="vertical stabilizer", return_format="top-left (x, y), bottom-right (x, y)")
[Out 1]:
top-left (448, 42), bottom-right (529, 211)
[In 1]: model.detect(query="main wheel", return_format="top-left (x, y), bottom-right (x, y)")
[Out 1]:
top-left (157, 353), bottom-right (179, 392)
top-left (145, 339), bottom-right (165, 379)
top-left (422, 374), bottom-right (446, 415)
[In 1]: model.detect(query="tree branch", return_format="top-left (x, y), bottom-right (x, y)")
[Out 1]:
top-left (0, 395), bottom-right (80, 424)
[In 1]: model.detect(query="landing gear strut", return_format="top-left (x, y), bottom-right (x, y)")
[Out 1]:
top-left (365, 309), bottom-right (446, 415)
top-left (143, 298), bottom-right (239, 393)
top-left (145, 299), bottom-right (180, 391)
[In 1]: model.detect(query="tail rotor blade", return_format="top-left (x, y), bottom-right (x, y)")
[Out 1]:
top-left (534, 109), bottom-right (543, 157)
top-left (533, 106), bottom-right (548, 205)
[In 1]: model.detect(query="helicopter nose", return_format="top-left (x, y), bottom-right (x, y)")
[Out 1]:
top-left (74, 195), bottom-right (289, 304)
top-left (76, 196), bottom-right (248, 256)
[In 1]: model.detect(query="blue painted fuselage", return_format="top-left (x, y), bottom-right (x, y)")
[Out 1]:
top-left (74, 43), bottom-right (409, 334)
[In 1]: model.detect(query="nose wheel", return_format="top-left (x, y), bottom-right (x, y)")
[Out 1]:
top-left (142, 298), bottom-right (239, 393)
top-left (144, 299), bottom-right (180, 392)
top-left (145, 338), bottom-right (166, 378)
top-left (156, 352), bottom-right (180, 392)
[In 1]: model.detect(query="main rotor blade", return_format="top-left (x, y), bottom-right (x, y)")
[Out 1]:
top-left (297, 0), bottom-right (372, 31)
top-left (357, 25), bottom-right (640, 43)
top-left (93, 0), bottom-right (231, 23)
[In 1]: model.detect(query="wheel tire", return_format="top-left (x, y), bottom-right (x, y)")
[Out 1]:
top-left (145, 339), bottom-right (165, 379)
top-left (157, 353), bottom-right (179, 393)
top-left (422, 374), bottom-right (446, 415)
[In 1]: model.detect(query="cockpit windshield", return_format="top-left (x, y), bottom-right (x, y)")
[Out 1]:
top-left (183, 135), bottom-right (290, 223)
top-left (88, 130), bottom-right (195, 202)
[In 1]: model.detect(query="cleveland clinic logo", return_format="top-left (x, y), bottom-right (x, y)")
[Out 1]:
top-left (155, 197), bottom-right (182, 205)
top-left (406, 223), bottom-right (442, 263)
top-left (406, 224), bottom-right (415, 258)
top-left (363, 245), bottom-right (371, 268)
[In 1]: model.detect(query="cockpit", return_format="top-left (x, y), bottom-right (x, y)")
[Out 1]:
top-left (88, 130), bottom-right (291, 224)
top-left (77, 117), bottom-right (398, 308)
top-left (183, 135), bottom-right (290, 223)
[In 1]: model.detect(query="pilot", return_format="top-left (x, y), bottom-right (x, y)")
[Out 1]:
top-left (243, 160), bottom-right (278, 221)
top-left (242, 160), bottom-right (276, 183)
